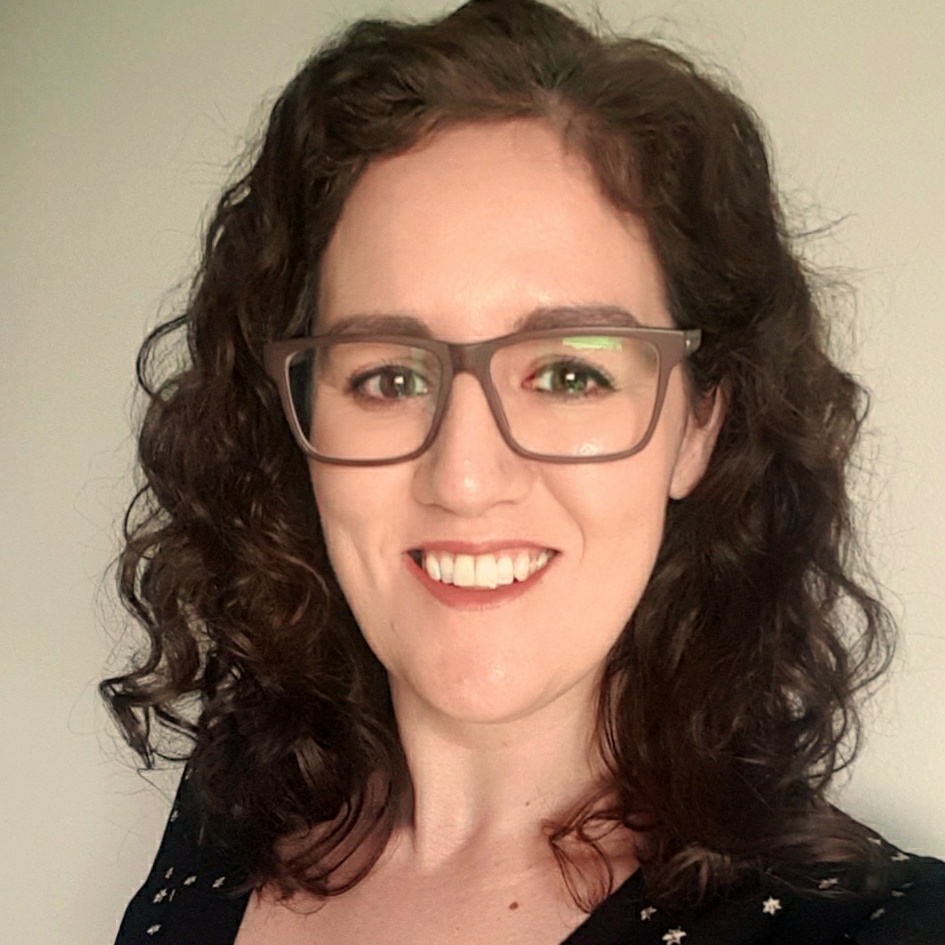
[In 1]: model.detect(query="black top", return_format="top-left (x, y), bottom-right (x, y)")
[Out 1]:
top-left (115, 772), bottom-right (945, 944)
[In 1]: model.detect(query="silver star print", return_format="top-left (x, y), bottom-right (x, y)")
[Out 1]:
top-left (662, 929), bottom-right (687, 944)
top-left (762, 897), bottom-right (782, 915)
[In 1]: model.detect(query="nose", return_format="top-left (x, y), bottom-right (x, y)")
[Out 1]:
top-left (411, 372), bottom-right (533, 515)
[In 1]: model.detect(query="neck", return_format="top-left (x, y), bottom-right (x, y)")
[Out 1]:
top-left (388, 679), bottom-right (606, 869)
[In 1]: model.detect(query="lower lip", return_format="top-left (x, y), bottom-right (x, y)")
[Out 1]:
top-left (406, 553), bottom-right (554, 609)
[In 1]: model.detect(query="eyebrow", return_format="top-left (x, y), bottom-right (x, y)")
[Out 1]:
top-left (321, 305), bottom-right (643, 339)
top-left (515, 305), bottom-right (643, 331)
top-left (323, 314), bottom-right (434, 338)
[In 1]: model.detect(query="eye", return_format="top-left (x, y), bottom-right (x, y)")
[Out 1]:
top-left (349, 365), bottom-right (431, 401)
top-left (526, 359), bottom-right (615, 397)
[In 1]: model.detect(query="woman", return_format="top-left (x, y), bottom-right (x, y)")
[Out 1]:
top-left (106, 1), bottom-right (945, 942)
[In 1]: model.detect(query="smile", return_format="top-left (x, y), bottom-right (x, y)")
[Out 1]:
top-left (409, 548), bottom-right (555, 589)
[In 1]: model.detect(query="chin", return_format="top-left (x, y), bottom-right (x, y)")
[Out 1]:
top-left (387, 648), bottom-right (599, 730)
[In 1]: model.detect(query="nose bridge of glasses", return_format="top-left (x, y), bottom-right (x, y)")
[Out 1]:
top-left (447, 338), bottom-right (496, 388)
top-left (438, 338), bottom-right (510, 440)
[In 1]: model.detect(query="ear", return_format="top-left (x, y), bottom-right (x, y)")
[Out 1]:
top-left (668, 386), bottom-right (726, 500)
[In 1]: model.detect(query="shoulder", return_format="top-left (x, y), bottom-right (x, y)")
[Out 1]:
top-left (113, 770), bottom-right (250, 945)
top-left (768, 841), bottom-right (945, 944)
top-left (849, 846), bottom-right (945, 944)
top-left (572, 838), bottom-right (945, 945)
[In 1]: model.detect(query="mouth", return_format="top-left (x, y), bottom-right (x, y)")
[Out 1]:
top-left (407, 548), bottom-right (555, 590)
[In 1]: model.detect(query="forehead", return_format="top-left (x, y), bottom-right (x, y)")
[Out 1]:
top-left (317, 120), bottom-right (670, 339)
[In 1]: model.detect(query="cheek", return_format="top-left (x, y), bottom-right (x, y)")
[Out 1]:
top-left (310, 462), bottom-right (395, 526)
top-left (556, 443), bottom-right (680, 594)
top-left (309, 469), bottom-right (400, 663)
top-left (565, 443), bottom-right (678, 534)
top-left (308, 466), bottom-right (398, 590)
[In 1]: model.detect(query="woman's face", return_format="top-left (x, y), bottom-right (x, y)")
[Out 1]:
top-left (312, 121), bottom-right (720, 728)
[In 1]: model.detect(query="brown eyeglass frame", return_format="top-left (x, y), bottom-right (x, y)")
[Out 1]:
top-left (263, 326), bottom-right (701, 466)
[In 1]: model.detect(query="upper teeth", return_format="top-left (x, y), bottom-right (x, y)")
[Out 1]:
top-left (421, 550), bottom-right (552, 589)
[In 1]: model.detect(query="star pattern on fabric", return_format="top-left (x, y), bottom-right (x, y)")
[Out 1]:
top-left (120, 770), bottom-right (942, 945)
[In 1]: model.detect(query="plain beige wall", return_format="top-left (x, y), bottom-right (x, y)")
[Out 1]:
top-left (3, 2), bottom-right (943, 942)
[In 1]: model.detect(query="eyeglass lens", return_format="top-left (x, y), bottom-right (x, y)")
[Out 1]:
top-left (286, 334), bottom-right (662, 462)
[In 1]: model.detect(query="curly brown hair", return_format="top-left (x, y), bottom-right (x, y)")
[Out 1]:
top-left (102, 0), bottom-right (893, 909)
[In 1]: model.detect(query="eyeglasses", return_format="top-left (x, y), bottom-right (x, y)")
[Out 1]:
top-left (264, 326), bottom-right (701, 465)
